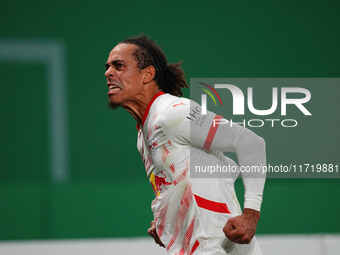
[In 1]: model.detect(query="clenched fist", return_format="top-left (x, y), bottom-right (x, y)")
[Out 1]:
top-left (223, 208), bottom-right (260, 244)
top-left (148, 220), bottom-right (165, 248)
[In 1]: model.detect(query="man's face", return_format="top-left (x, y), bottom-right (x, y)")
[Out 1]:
top-left (105, 43), bottom-right (144, 109)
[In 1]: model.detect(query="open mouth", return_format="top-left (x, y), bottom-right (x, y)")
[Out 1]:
top-left (108, 84), bottom-right (121, 95)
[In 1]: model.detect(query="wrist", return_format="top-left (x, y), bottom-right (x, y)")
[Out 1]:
top-left (243, 208), bottom-right (260, 221)
top-left (244, 199), bottom-right (262, 212)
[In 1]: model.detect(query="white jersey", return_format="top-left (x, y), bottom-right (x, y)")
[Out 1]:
top-left (137, 92), bottom-right (266, 255)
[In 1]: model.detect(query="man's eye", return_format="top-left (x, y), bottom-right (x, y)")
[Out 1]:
top-left (115, 63), bottom-right (123, 69)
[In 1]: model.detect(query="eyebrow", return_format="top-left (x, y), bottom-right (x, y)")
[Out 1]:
top-left (105, 59), bottom-right (125, 69)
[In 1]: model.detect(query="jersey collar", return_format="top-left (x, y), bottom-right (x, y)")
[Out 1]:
top-left (136, 91), bottom-right (165, 130)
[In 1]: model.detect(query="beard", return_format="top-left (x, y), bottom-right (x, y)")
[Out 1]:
top-left (107, 90), bottom-right (124, 109)
top-left (108, 99), bottom-right (120, 110)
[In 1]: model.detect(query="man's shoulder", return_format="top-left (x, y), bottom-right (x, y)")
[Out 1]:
top-left (153, 94), bottom-right (202, 131)
top-left (155, 93), bottom-right (192, 117)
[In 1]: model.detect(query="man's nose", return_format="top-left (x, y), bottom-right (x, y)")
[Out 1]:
top-left (104, 66), bottom-right (114, 78)
top-left (104, 68), bottom-right (110, 77)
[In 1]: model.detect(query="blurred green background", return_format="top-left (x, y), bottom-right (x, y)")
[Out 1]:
top-left (1, 0), bottom-right (339, 240)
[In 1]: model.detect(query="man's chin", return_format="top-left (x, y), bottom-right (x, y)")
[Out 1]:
top-left (108, 100), bottom-right (121, 110)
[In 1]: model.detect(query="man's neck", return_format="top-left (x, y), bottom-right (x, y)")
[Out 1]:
top-left (122, 85), bottom-right (161, 127)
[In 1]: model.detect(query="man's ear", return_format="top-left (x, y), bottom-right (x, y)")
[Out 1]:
top-left (142, 65), bottom-right (156, 84)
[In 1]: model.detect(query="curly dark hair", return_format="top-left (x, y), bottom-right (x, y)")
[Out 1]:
top-left (121, 35), bottom-right (188, 96)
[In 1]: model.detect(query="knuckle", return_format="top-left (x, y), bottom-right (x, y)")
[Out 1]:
top-left (228, 218), bottom-right (235, 224)
top-left (242, 236), bottom-right (251, 244)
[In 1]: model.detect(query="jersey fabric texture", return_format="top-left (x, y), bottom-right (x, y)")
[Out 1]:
top-left (137, 92), bottom-right (266, 255)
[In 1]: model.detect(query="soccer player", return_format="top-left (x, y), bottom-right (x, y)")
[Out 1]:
top-left (105, 35), bottom-right (266, 255)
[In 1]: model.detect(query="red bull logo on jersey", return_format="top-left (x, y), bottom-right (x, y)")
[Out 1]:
top-left (149, 172), bottom-right (172, 196)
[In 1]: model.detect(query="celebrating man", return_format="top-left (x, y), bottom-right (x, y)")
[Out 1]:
top-left (105, 35), bottom-right (266, 255)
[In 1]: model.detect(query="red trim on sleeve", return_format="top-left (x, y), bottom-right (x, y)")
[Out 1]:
top-left (203, 115), bottom-right (222, 151)
top-left (194, 194), bottom-right (230, 214)
top-left (141, 91), bottom-right (165, 126)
